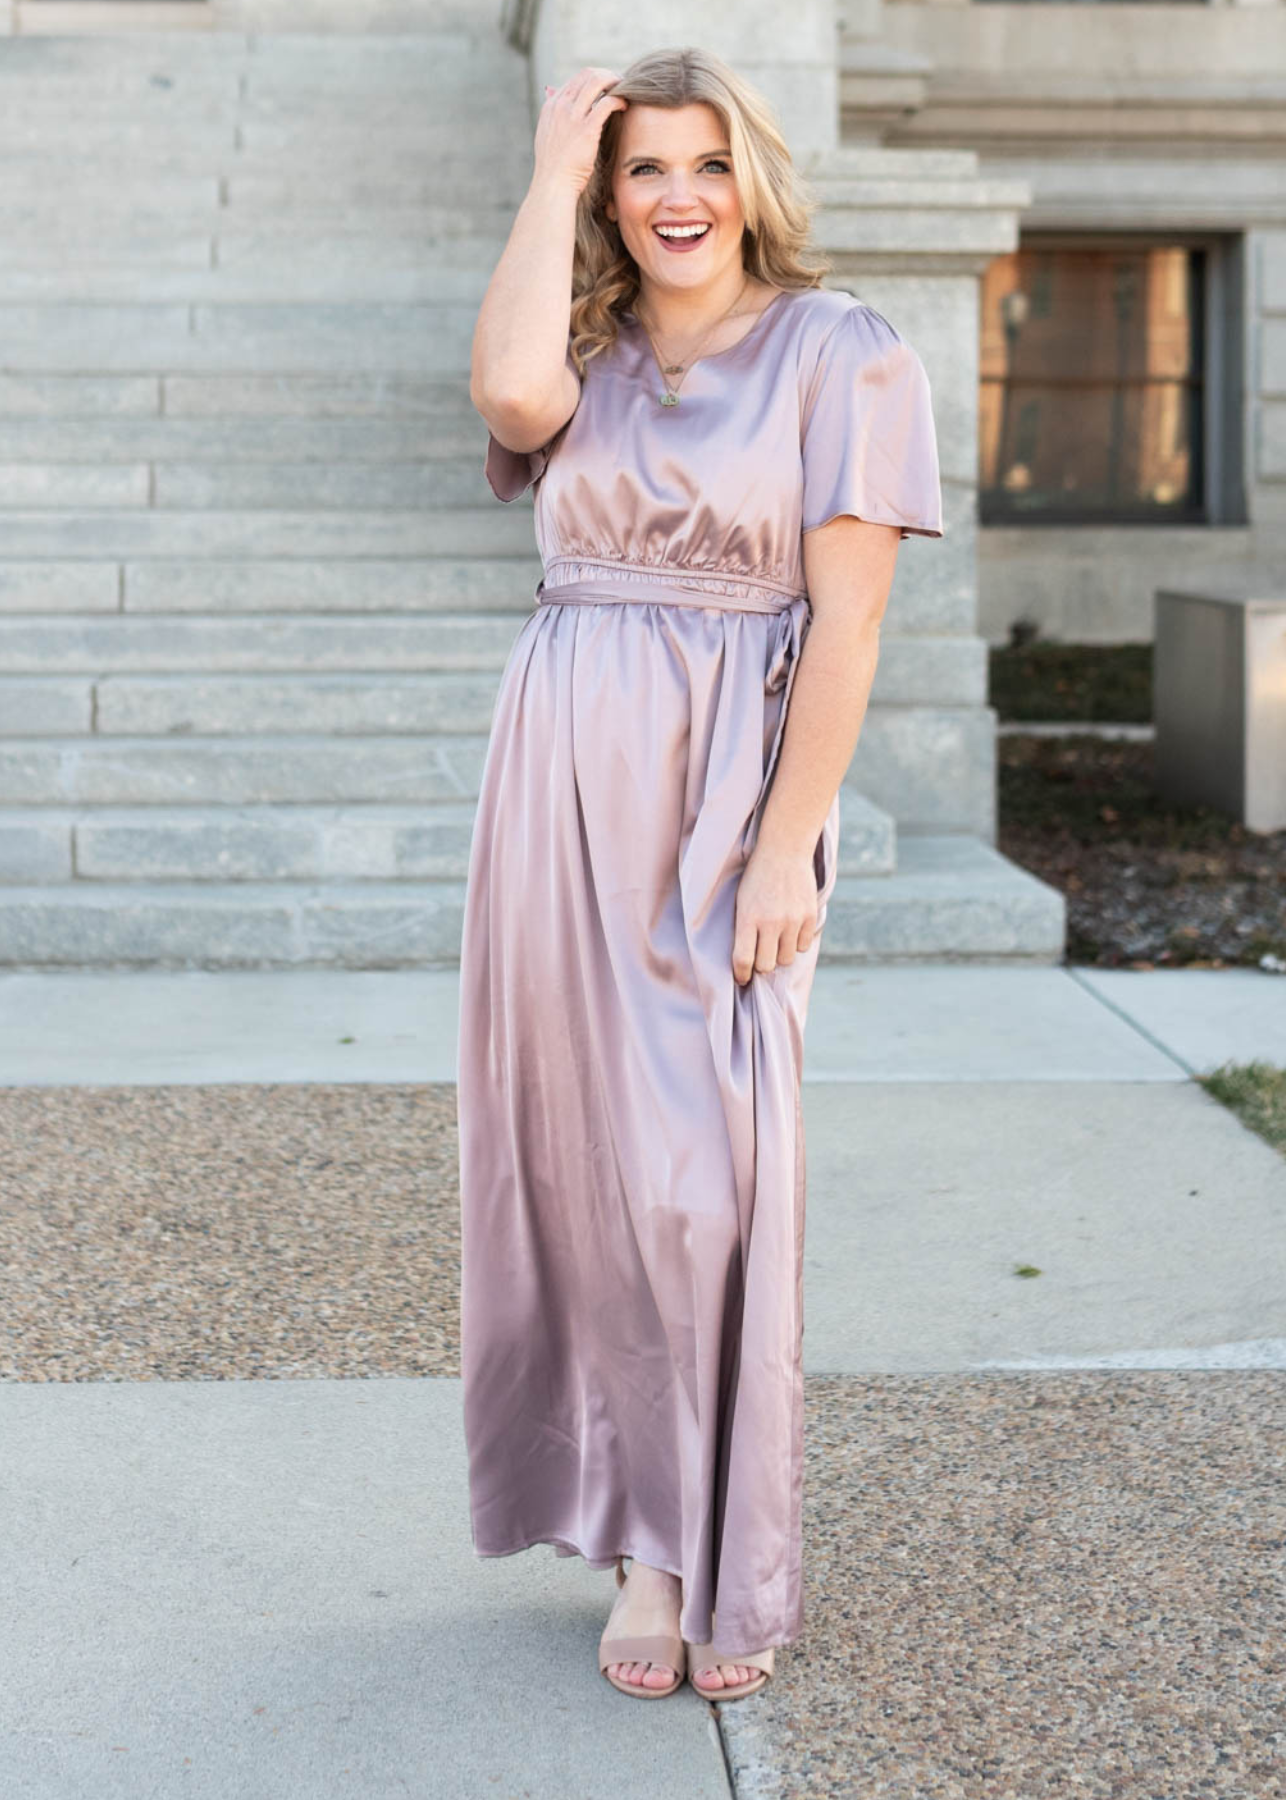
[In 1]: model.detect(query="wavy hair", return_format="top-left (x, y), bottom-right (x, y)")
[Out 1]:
top-left (568, 46), bottom-right (832, 376)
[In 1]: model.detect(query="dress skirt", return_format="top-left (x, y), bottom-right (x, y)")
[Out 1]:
top-left (457, 572), bottom-right (840, 1657)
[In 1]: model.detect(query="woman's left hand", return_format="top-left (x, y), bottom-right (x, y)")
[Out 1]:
top-left (731, 842), bottom-right (819, 985)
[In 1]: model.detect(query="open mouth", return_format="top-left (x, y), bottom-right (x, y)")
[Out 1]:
top-left (653, 223), bottom-right (711, 249)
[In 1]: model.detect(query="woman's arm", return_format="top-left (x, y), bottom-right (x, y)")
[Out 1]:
top-left (470, 178), bottom-right (581, 451)
top-left (731, 516), bottom-right (901, 983)
top-left (470, 67), bottom-right (626, 453)
top-left (759, 515), bottom-right (900, 857)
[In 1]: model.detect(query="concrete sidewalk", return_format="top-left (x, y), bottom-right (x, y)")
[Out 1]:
top-left (2, 964), bottom-right (1283, 1798)
top-left (1, 961), bottom-right (1284, 1086)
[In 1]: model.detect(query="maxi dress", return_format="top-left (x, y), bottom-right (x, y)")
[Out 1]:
top-left (457, 284), bottom-right (944, 1657)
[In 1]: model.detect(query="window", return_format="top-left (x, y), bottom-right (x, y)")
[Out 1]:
top-left (980, 237), bottom-right (1244, 528)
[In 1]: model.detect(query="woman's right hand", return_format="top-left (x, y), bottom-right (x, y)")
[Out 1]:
top-left (533, 67), bottom-right (628, 198)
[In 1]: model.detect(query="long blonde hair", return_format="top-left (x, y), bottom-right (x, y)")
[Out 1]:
top-left (568, 46), bottom-right (832, 376)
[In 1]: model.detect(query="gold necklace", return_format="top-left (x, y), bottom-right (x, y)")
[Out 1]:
top-left (635, 277), bottom-right (753, 408)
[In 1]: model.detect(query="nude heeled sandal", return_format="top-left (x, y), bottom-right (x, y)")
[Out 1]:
top-left (685, 1640), bottom-right (775, 1702)
top-left (598, 1554), bottom-right (686, 1699)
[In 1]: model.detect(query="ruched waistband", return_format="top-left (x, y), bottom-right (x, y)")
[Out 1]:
top-left (536, 576), bottom-right (799, 616)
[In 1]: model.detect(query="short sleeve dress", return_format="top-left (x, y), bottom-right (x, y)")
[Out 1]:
top-left (458, 285), bottom-right (944, 1658)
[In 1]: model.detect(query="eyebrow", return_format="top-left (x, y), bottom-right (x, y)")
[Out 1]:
top-left (623, 149), bottom-right (732, 165)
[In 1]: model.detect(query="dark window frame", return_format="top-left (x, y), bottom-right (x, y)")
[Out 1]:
top-left (980, 229), bottom-right (1246, 530)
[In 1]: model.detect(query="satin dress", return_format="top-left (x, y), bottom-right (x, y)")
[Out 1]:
top-left (457, 285), bottom-right (944, 1657)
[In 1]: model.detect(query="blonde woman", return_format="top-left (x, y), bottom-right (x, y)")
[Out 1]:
top-left (458, 46), bottom-right (943, 1703)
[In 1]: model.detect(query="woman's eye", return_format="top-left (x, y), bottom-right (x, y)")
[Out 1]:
top-left (630, 160), bottom-right (730, 175)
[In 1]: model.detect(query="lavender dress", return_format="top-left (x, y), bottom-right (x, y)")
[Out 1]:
top-left (458, 285), bottom-right (943, 1657)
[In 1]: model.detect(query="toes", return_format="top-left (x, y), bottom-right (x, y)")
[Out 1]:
top-left (609, 1659), bottom-right (674, 1689)
top-left (694, 1663), bottom-right (753, 1688)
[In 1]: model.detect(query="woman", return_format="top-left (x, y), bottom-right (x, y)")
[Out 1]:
top-left (458, 47), bottom-right (943, 1703)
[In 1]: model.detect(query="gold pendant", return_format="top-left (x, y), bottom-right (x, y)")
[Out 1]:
top-left (660, 392), bottom-right (680, 407)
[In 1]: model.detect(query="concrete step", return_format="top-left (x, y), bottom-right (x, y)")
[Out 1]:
top-left (0, 735), bottom-right (491, 805)
top-left (0, 204), bottom-right (522, 238)
top-left (8, 457), bottom-right (970, 526)
top-left (0, 118), bottom-right (237, 155)
top-left (0, 509), bottom-right (538, 557)
top-left (0, 616), bottom-right (519, 674)
top-left (0, 268), bottom-right (482, 307)
top-left (0, 536), bottom-right (965, 636)
top-left (0, 37), bottom-right (250, 77)
top-left (0, 373), bottom-right (480, 420)
top-left (0, 33), bottom-right (510, 92)
top-left (150, 460), bottom-right (500, 509)
top-left (0, 796), bottom-right (900, 884)
top-left (0, 558), bottom-right (543, 615)
top-left (0, 151), bottom-right (526, 186)
top-left (0, 710), bottom-right (992, 833)
top-left (0, 239), bottom-right (509, 285)
top-left (0, 555), bottom-right (962, 640)
top-left (16, 4), bottom-right (484, 34)
top-left (0, 461), bottom-right (495, 509)
top-left (0, 143), bottom-right (519, 186)
top-left (0, 624), bottom-right (984, 706)
top-left (0, 163), bottom-right (532, 215)
top-left (0, 302), bottom-right (484, 371)
top-left (153, 372), bottom-right (476, 415)
top-left (0, 418), bottom-right (491, 462)
top-left (0, 837), bottom-right (1063, 970)
top-left (811, 147), bottom-right (984, 179)
top-left (0, 138), bottom-right (527, 177)
top-left (822, 833), bottom-right (1065, 962)
top-left (0, 236), bottom-right (215, 273)
top-left (0, 107), bottom-right (511, 156)
top-left (4, 646), bottom-right (982, 737)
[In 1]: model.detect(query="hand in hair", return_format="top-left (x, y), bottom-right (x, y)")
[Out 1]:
top-left (535, 67), bottom-right (629, 198)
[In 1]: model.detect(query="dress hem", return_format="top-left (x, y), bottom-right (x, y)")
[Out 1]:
top-left (472, 1533), bottom-right (683, 1583)
top-left (471, 1535), bottom-right (803, 1656)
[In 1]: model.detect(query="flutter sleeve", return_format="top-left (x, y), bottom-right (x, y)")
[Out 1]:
top-left (800, 303), bottom-right (944, 541)
top-left (483, 343), bottom-right (582, 503)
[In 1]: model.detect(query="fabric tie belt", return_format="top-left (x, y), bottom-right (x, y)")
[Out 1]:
top-left (535, 575), bottom-right (804, 617)
top-left (533, 576), bottom-right (815, 826)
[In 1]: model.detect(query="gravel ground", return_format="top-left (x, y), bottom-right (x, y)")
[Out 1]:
top-left (723, 1372), bottom-right (1284, 1799)
top-left (998, 735), bottom-right (1286, 968)
top-left (3, 1082), bottom-right (1280, 1798)
top-left (0, 1082), bottom-right (460, 1382)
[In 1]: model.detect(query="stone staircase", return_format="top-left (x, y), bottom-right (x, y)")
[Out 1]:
top-left (0, 20), bottom-right (1065, 967)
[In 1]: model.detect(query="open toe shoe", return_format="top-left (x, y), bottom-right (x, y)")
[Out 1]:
top-left (598, 1554), bottom-right (686, 1700)
top-left (684, 1639), bottom-right (775, 1702)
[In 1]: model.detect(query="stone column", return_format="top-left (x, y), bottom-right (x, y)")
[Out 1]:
top-left (509, 0), bottom-right (840, 163)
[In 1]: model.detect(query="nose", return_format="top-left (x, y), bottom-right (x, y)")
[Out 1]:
top-left (661, 177), bottom-right (700, 209)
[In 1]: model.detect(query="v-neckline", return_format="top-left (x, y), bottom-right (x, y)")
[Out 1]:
top-left (625, 288), bottom-right (794, 374)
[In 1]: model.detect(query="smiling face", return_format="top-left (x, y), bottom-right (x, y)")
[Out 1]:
top-left (604, 102), bottom-right (747, 303)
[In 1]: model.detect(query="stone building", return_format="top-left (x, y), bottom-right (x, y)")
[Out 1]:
top-left (0, 0), bottom-right (1277, 966)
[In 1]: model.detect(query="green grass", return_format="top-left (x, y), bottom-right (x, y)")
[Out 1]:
top-left (1199, 1061), bottom-right (1286, 1158)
